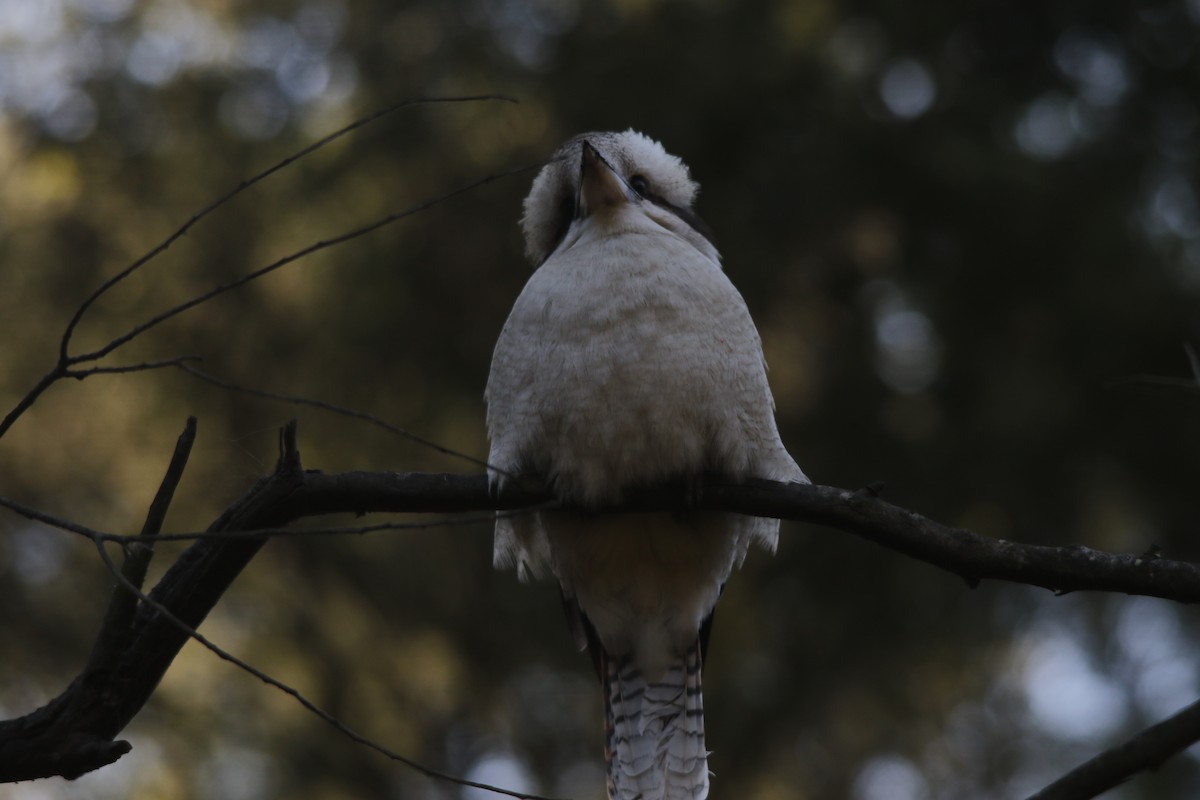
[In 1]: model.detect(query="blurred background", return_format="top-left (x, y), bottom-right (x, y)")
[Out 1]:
top-left (2, 0), bottom-right (1200, 798)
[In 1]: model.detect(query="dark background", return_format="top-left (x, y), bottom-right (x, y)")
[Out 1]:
top-left (2, 1), bottom-right (1200, 798)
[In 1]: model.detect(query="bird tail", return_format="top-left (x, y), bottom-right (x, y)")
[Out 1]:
top-left (603, 644), bottom-right (709, 800)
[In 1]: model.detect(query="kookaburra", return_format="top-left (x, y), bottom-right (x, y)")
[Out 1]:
top-left (486, 130), bottom-right (807, 800)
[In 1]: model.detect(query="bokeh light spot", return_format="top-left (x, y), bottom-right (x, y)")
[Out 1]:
top-left (879, 58), bottom-right (936, 120)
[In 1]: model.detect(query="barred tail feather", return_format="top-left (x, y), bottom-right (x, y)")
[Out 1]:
top-left (604, 645), bottom-right (708, 800)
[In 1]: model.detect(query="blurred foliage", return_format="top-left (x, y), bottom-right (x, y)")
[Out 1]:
top-left (2, 0), bottom-right (1200, 798)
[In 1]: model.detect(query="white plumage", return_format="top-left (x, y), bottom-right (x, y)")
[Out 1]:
top-left (486, 130), bottom-right (807, 800)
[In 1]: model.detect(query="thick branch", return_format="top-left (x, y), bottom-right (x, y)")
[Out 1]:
top-left (1027, 699), bottom-right (1200, 800)
top-left (4, 458), bottom-right (1200, 790)
top-left (699, 479), bottom-right (1200, 603)
top-left (270, 472), bottom-right (1200, 604)
top-left (0, 421), bottom-right (305, 782)
top-left (0, 418), bottom-right (199, 782)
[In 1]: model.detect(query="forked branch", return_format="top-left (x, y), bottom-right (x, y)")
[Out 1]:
top-left (0, 95), bottom-right (521, 441)
top-left (0, 421), bottom-right (558, 800)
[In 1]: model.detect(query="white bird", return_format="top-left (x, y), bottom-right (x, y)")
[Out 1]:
top-left (486, 130), bottom-right (807, 800)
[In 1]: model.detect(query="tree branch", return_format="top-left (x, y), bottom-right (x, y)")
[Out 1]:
top-left (0, 420), bottom-right (299, 783)
top-left (0, 423), bottom-right (561, 799)
top-left (58, 95), bottom-right (516, 361)
top-left (695, 479), bottom-right (1200, 604)
top-left (86, 416), bottom-right (196, 671)
top-left (0, 417), bottom-right (197, 782)
top-left (0, 95), bottom-right (519, 442)
top-left (75, 160), bottom-right (538, 366)
top-left (179, 362), bottom-right (501, 474)
top-left (63, 356), bottom-right (202, 379)
top-left (4, 425), bottom-right (1200, 797)
top-left (191, 471), bottom-right (1200, 605)
top-left (88, 529), bottom-right (559, 800)
top-left (1026, 699), bottom-right (1200, 800)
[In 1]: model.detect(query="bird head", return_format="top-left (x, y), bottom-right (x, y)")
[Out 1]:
top-left (520, 130), bottom-right (717, 267)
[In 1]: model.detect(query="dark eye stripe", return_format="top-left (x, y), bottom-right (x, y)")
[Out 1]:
top-left (645, 191), bottom-right (716, 247)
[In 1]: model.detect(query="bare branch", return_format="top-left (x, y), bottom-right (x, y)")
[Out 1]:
top-left (1, 357), bottom-right (200, 440)
top-left (5, 423), bottom-right (1200, 796)
top-left (0, 494), bottom-right (512, 544)
top-left (58, 94), bottom-right (517, 361)
top-left (90, 536), bottom-right (562, 800)
top-left (0, 417), bottom-right (199, 783)
top-left (113, 513), bottom-right (516, 543)
top-left (64, 355), bottom-right (202, 379)
top-left (4, 473), bottom-right (1200, 603)
top-left (0, 492), bottom-right (115, 541)
top-left (1026, 699), bottom-right (1200, 800)
top-left (0, 95), bottom-right (518, 442)
top-left (87, 416), bottom-right (197, 671)
top-left (0, 368), bottom-right (66, 441)
top-left (180, 362), bottom-right (503, 474)
top-left (163, 471), bottom-right (1200, 605)
top-left (0, 422), bottom-right (301, 783)
top-left (71, 160), bottom-right (538, 366)
top-left (695, 479), bottom-right (1200, 604)
top-left (0, 422), bottom-right (560, 799)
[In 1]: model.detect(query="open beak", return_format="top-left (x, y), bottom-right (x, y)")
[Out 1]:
top-left (576, 141), bottom-right (637, 220)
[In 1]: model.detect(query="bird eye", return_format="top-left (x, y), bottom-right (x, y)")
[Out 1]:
top-left (629, 175), bottom-right (649, 195)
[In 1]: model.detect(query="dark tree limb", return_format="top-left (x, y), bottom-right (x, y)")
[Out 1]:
top-left (0, 423), bottom-right (558, 800)
top-left (4, 424), bottom-right (1200, 797)
top-left (86, 416), bottom-right (196, 685)
top-left (0, 420), bottom-right (302, 782)
top-left (235, 472), bottom-right (1200, 605)
top-left (0, 417), bottom-right (200, 782)
top-left (696, 479), bottom-right (1200, 604)
top-left (86, 530), bottom-right (560, 800)
top-left (1026, 699), bottom-right (1200, 800)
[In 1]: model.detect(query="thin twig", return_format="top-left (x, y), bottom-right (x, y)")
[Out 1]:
top-left (111, 513), bottom-right (509, 543)
top-left (0, 492), bottom-right (116, 540)
top-left (124, 416), bottom-right (198, 578)
top-left (0, 493), bottom-right (510, 543)
top-left (0, 488), bottom-right (536, 544)
top-left (0, 368), bottom-right (66, 440)
top-left (90, 524), bottom-right (560, 800)
top-left (1, 357), bottom-right (202, 438)
top-left (64, 355), bottom-right (203, 379)
top-left (0, 95), bottom-right (517, 442)
top-left (58, 95), bottom-right (517, 361)
top-left (88, 417), bottom-right (197, 670)
top-left (180, 363), bottom-right (505, 475)
top-left (71, 161), bottom-right (539, 366)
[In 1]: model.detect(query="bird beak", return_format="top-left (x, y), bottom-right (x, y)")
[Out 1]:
top-left (576, 141), bottom-right (636, 220)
